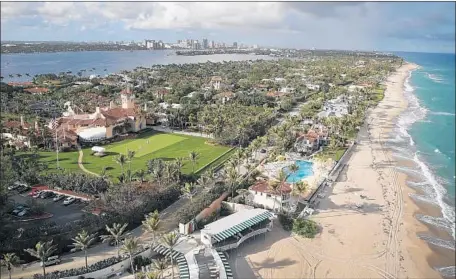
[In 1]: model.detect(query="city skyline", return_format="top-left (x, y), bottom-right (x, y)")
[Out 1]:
top-left (1, 2), bottom-right (455, 53)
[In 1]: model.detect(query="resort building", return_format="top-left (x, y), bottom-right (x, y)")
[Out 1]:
top-left (248, 180), bottom-right (292, 211)
top-left (200, 208), bottom-right (274, 251)
top-left (294, 125), bottom-right (329, 154)
top-left (50, 87), bottom-right (147, 143)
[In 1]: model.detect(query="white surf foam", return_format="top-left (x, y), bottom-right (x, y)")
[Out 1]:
top-left (418, 234), bottom-right (455, 250)
top-left (430, 111), bottom-right (456, 117)
top-left (425, 72), bottom-right (445, 83)
top-left (436, 266), bottom-right (456, 278)
top-left (393, 67), bottom-right (456, 242)
top-left (416, 214), bottom-right (453, 233)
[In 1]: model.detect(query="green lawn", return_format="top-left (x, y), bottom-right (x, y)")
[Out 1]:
top-left (16, 132), bottom-right (232, 179)
top-left (15, 150), bottom-right (82, 174)
top-left (82, 132), bottom-right (231, 177)
top-left (315, 147), bottom-right (347, 162)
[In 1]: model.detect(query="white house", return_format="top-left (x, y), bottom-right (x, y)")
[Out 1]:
top-left (305, 83), bottom-right (320, 91)
top-left (248, 180), bottom-right (292, 211)
top-left (279, 87), bottom-right (295, 94)
top-left (274, 77), bottom-right (286, 83)
top-left (317, 96), bottom-right (349, 118)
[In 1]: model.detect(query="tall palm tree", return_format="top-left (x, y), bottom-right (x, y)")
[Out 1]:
top-left (1, 253), bottom-right (21, 279)
top-left (151, 258), bottom-right (169, 279)
top-left (142, 212), bottom-right (160, 248)
top-left (144, 271), bottom-right (161, 279)
top-left (293, 180), bottom-right (309, 203)
top-left (24, 240), bottom-right (57, 277)
top-left (173, 157), bottom-right (184, 180)
top-left (161, 232), bottom-right (180, 279)
top-left (288, 164), bottom-right (299, 183)
top-left (115, 154), bottom-right (127, 175)
top-left (226, 167), bottom-right (240, 200)
top-left (127, 149), bottom-right (136, 180)
top-left (269, 170), bottom-right (290, 212)
top-left (188, 151), bottom-right (199, 174)
top-left (101, 223), bottom-right (129, 257)
top-left (70, 230), bottom-right (98, 269)
top-left (121, 237), bottom-right (140, 278)
top-left (182, 182), bottom-right (196, 200)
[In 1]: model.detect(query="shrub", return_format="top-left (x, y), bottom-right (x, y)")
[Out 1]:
top-left (292, 218), bottom-right (319, 238)
top-left (278, 214), bottom-right (293, 231)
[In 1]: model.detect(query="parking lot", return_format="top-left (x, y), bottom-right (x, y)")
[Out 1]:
top-left (9, 190), bottom-right (88, 225)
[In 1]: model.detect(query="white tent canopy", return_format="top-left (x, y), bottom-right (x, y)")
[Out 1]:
top-left (91, 146), bottom-right (106, 153)
top-left (79, 127), bottom-right (107, 142)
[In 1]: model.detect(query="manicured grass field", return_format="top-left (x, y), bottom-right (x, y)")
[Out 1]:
top-left (15, 150), bottom-right (82, 174)
top-left (315, 147), bottom-right (347, 162)
top-left (108, 133), bottom-right (186, 158)
top-left (82, 132), bottom-right (231, 177)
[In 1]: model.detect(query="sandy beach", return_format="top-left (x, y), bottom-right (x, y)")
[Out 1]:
top-left (230, 63), bottom-right (446, 279)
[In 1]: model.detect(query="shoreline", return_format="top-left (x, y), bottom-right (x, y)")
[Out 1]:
top-left (230, 62), bottom-right (448, 279)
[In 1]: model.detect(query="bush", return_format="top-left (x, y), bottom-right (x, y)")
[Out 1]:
top-left (292, 218), bottom-right (319, 238)
top-left (278, 214), bottom-right (293, 231)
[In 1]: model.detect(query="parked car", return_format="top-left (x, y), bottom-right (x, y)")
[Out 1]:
top-left (12, 205), bottom-right (27, 215)
top-left (40, 255), bottom-right (61, 267)
top-left (53, 194), bottom-right (65, 202)
top-left (32, 191), bottom-right (43, 198)
top-left (8, 182), bottom-right (26, 191)
top-left (41, 192), bottom-right (55, 199)
top-left (17, 209), bottom-right (29, 217)
top-left (17, 185), bottom-right (31, 194)
top-left (63, 197), bottom-right (76, 206)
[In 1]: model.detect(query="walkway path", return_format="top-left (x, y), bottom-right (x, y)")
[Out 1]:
top-left (151, 125), bottom-right (214, 139)
top-left (77, 145), bottom-right (100, 177)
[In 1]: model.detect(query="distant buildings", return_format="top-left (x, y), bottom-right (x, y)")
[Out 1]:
top-left (317, 96), bottom-right (350, 118)
top-left (145, 40), bottom-right (165, 49)
top-left (202, 38), bottom-right (208, 49)
top-left (233, 42), bottom-right (238, 49)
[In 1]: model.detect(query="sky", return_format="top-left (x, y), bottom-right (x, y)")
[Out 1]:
top-left (1, 1), bottom-right (455, 53)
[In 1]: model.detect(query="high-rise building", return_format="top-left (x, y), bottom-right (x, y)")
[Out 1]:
top-left (210, 40), bottom-right (215, 49)
top-left (202, 38), bottom-right (208, 49)
top-left (233, 42), bottom-right (238, 49)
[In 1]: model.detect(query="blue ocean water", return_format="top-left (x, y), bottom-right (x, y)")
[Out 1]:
top-left (285, 160), bottom-right (314, 183)
top-left (390, 52), bottom-right (455, 270)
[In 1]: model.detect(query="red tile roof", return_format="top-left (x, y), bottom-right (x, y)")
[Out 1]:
top-left (249, 180), bottom-right (292, 195)
top-left (211, 76), bottom-right (222, 82)
top-left (156, 88), bottom-right (170, 96)
top-left (7, 82), bottom-right (34, 87)
top-left (266, 91), bottom-right (286, 98)
top-left (24, 87), bottom-right (49, 94)
top-left (3, 121), bottom-right (31, 129)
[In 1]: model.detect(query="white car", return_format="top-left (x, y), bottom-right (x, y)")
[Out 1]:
top-left (53, 194), bottom-right (65, 202)
top-left (17, 209), bottom-right (29, 217)
top-left (40, 255), bottom-right (61, 267)
top-left (63, 197), bottom-right (76, 206)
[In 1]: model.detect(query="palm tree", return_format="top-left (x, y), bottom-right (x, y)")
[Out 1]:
top-left (173, 157), bottom-right (184, 181)
top-left (293, 180), bottom-right (309, 203)
top-left (24, 240), bottom-right (57, 277)
top-left (144, 271), bottom-right (161, 279)
top-left (70, 230), bottom-right (98, 269)
top-left (1, 253), bottom-right (21, 279)
top-left (127, 149), bottom-right (136, 180)
top-left (101, 223), bottom-right (129, 257)
top-left (151, 258), bottom-right (169, 279)
top-left (188, 151), bottom-right (199, 173)
top-left (269, 170), bottom-right (290, 212)
top-left (288, 164), bottom-right (299, 183)
top-left (161, 232), bottom-right (180, 279)
top-left (142, 212), bottom-right (160, 248)
top-left (226, 167), bottom-right (240, 200)
top-left (134, 169), bottom-right (147, 183)
top-left (115, 154), bottom-right (127, 175)
top-left (182, 182), bottom-right (196, 200)
top-left (121, 237), bottom-right (140, 278)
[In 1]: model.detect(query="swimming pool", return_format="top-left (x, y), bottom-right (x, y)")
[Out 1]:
top-left (284, 160), bottom-right (314, 183)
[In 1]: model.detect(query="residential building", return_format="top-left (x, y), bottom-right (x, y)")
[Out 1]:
top-left (305, 83), bottom-right (320, 91)
top-left (317, 96), bottom-right (349, 118)
top-left (294, 130), bottom-right (320, 154)
top-left (279, 87), bottom-right (295, 94)
top-left (248, 180), bottom-right (292, 211)
top-left (210, 76), bottom-right (223, 90)
top-left (202, 38), bottom-right (208, 49)
top-left (154, 88), bottom-right (170, 100)
top-left (213, 91), bottom-right (235, 104)
top-left (274, 77), bottom-right (286, 83)
top-left (24, 87), bottom-right (49, 95)
top-left (233, 42), bottom-right (238, 49)
top-left (50, 87), bottom-right (147, 143)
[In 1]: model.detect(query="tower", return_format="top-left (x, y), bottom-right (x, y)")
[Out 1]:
top-left (121, 86), bottom-right (135, 109)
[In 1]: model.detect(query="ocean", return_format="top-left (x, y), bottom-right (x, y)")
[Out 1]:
top-left (0, 50), bottom-right (274, 82)
top-left (391, 52), bottom-right (455, 276)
